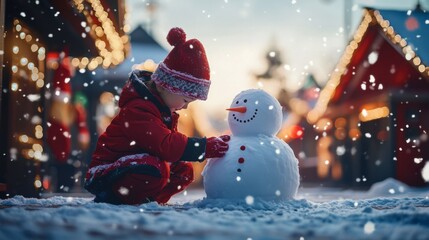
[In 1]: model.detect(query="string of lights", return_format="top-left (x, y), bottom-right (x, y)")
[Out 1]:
top-left (308, 9), bottom-right (428, 125)
top-left (71, 0), bottom-right (130, 70)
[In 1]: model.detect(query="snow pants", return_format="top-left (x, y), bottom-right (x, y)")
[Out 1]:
top-left (84, 154), bottom-right (194, 205)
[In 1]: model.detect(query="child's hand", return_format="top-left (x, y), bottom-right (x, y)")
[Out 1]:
top-left (205, 135), bottom-right (230, 158)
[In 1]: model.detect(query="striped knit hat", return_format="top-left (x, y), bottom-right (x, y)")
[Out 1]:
top-left (152, 27), bottom-right (211, 100)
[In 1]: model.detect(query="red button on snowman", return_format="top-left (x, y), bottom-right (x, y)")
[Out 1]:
top-left (202, 89), bottom-right (300, 201)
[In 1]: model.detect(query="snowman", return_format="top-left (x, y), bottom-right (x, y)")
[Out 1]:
top-left (202, 89), bottom-right (299, 201)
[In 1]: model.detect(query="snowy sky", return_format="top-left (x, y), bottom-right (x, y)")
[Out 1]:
top-left (125, 0), bottom-right (363, 111)
top-left (125, 0), bottom-right (427, 113)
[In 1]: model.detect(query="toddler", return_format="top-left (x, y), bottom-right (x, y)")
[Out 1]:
top-left (84, 27), bottom-right (230, 205)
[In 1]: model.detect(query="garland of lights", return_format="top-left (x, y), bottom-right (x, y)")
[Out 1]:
top-left (374, 10), bottom-right (428, 74)
top-left (72, 0), bottom-right (129, 70)
top-left (12, 20), bottom-right (46, 162)
top-left (308, 9), bottom-right (429, 124)
top-left (11, 0), bottom-right (129, 159)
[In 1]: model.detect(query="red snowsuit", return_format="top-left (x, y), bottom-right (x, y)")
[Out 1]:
top-left (85, 70), bottom-right (207, 204)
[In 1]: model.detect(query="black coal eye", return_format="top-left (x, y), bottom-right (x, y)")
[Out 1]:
top-left (244, 99), bottom-right (247, 103)
top-left (236, 101), bottom-right (239, 104)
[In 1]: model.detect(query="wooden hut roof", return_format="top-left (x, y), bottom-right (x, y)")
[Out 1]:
top-left (308, 8), bottom-right (429, 123)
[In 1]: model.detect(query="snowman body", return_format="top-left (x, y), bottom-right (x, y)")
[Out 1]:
top-left (203, 135), bottom-right (299, 200)
top-left (202, 89), bottom-right (300, 201)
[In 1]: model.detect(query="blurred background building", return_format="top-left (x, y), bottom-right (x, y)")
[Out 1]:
top-left (0, 0), bottom-right (129, 197)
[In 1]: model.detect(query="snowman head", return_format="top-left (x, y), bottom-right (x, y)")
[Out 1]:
top-left (227, 89), bottom-right (282, 136)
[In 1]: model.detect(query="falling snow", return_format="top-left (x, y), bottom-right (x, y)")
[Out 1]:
top-left (364, 221), bottom-right (375, 234)
top-left (2, 1), bottom-right (429, 239)
top-left (368, 51), bottom-right (379, 64)
top-left (422, 162), bottom-right (429, 182)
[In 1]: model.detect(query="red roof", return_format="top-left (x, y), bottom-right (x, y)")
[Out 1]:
top-left (308, 9), bottom-right (429, 123)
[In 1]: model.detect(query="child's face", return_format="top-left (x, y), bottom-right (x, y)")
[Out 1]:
top-left (158, 86), bottom-right (195, 113)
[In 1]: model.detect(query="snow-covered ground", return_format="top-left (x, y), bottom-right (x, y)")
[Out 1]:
top-left (1, 178), bottom-right (428, 240)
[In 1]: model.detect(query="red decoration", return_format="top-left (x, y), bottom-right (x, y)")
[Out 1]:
top-left (46, 51), bottom-right (90, 162)
top-left (47, 51), bottom-right (73, 163)
top-left (238, 158), bottom-right (245, 163)
top-left (288, 125), bottom-right (304, 139)
top-left (75, 103), bottom-right (90, 150)
top-left (240, 146), bottom-right (246, 151)
top-left (405, 16), bottom-right (419, 31)
top-left (46, 120), bottom-right (71, 162)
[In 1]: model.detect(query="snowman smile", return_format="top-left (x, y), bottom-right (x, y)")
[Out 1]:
top-left (228, 107), bottom-right (258, 123)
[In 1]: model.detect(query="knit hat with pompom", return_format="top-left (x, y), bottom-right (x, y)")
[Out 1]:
top-left (152, 27), bottom-right (211, 100)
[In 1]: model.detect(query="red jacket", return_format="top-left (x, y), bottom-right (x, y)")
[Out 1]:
top-left (89, 71), bottom-right (206, 169)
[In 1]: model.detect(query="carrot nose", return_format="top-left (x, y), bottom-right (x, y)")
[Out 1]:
top-left (226, 106), bottom-right (247, 113)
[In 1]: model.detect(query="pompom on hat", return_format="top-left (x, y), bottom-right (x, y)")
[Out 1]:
top-left (152, 27), bottom-right (211, 100)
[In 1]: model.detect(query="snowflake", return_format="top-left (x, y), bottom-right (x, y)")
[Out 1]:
top-left (422, 162), bottom-right (429, 182)
top-left (245, 196), bottom-right (254, 205)
top-left (118, 187), bottom-right (129, 196)
top-left (364, 221), bottom-right (375, 234)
